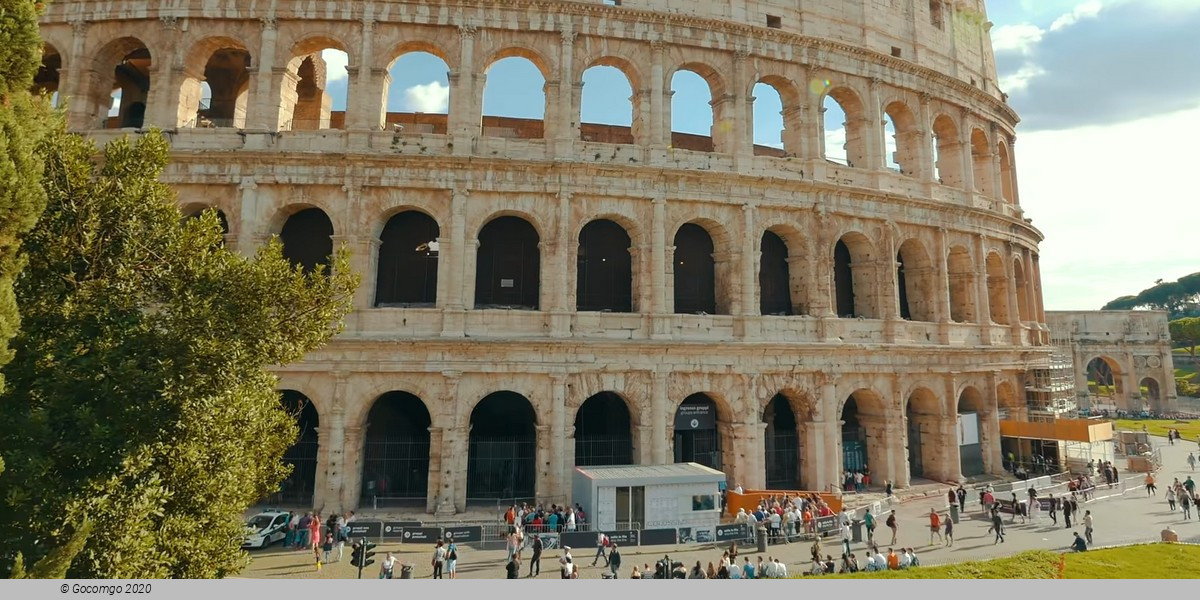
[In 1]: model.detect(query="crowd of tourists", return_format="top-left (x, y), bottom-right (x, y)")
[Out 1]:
top-left (504, 502), bottom-right (587, 533)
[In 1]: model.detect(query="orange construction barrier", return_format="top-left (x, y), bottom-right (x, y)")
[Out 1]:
top-left (724, 489), bottom-right (842, 519)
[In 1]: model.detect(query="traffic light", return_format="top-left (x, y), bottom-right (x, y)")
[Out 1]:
top-left (350, 541), bottom-right (364, 568)
top-left (361, 540), bottom-right (377, 568)
top-left (350, 539), bottom-right (377, 579)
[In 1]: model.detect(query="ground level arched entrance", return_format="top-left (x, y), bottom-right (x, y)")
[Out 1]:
top-left (467, 391), bottom-right (537, 503)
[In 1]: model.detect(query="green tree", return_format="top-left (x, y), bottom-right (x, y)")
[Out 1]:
top-left (0, 0), bottom-right (52, 389)
top-left (1170, 317), bottom-right (1200, 367)
top-left (0, 129), bottom-right (358, 578)
top-left (1103, 273), bottom-right (1200, 319)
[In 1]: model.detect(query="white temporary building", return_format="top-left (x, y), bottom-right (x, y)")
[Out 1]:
top-left (572, 462), bottom-right (725, 537)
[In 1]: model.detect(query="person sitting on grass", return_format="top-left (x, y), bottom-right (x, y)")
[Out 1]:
top-left (1071, 531), bottom-right (1088, 552)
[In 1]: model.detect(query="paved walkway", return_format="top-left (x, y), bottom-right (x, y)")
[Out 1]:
top-left (243, 435), bottom-right (1200, 579)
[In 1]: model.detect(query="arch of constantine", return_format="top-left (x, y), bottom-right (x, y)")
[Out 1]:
top-left (36, 0), bottom-right (1052, 514)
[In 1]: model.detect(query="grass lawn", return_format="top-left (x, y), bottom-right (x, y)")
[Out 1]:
top-left (821, 544), bottom-right (1200, 579)
top-left (1113, 419), bottom-right (1200, 442)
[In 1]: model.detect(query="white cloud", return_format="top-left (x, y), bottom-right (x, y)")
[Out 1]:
top-left (999, 63), bottom-right (1047, 93)
top-left (992, 23), bottom-right (1046, 55)
top-left (823, 128), bottom-right (848, 164)
top-left (320, 49), bottom-right (349, 81)
top-left (404, 81), bottom-right (450, 113)
top-left (1050, 0), bottom-right (1103, 31)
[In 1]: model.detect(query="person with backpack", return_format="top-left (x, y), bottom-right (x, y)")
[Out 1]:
top-left (591, 532), bottom-right (609, 567)
top-left (864, 508), bottom-right (876, 544)
top-left (608, 543), bottom-right (622, 579)
top-left (446, 540), bottom-right (459, 579)
top-left (528, 534), bottom-right (543, 577)
top-left (886, 510), bottom-right (898, 545)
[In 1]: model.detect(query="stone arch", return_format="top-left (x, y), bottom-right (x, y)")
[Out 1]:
top-left (956, 386), bottom-right (989, 476)
top-left (376, 210), bottom-right (440, 307)
top-left (821, 85), bottom-right (868, 167)
top-left (668, 61), bottom-right (727, 152)
top-left (882, 98), bottom-right (921, 175)
top-left (1140, 377), bottom-right (1161, 403)
top-left (180, 203), bottom-right (230, 238)
top-left (382, 46), bottom-right (452, 133)
top-left (1013, 256), bottom-right (1031, 322)
top-left (752, 75), bottom-right (800, 156)
top-left (577, 218), bottom-right (633, 313)
top-left (361, 391), bottom-right (433, 507)
top-left (34, 42), bottom-right (62, 102)
top-left (985, 251), bottom-right (1011, 324)
top-left (481, 46), bottom-right (556, 80)
top-left (276, 390), bottom-right (320, 507)
top-left (475, 214), bottom-right (540, 310)
top-left (931, 113), bottom-right (964, 188)
top-left (673, 392), bottom-right (736, 477)
top-left (970, 127), bottom-right (994, 195)
top-left (763, 223), bottom-right (809, 315)
top-left (280, 35), bottom-right (353, 131)
top-left (480, 53), bottom-right (548, 140)
top-left (839, 388), bottom-right (892, 486)
top-left (574, 391), bottom-right (636, 466)
top-left (279, 207), bottom-right (334, 275)
top-left (896, 238), bottom-right (936, 322)
top-left (672, 218), bottom-right (735, 315)
top-left (383, 39), bottom-right (456, 71)
top-left (178, 36), bottom-right (252, 128)
top-left (996, 380), bottom-right (1024, 420)
top-left (467, 391), bottom-right (539, 502)
top-left (1085, 356), bottom-right (1126, 410)
top-left (91, 36), bottom-right (153, 129)
top-left (904, 387), bottom-right (943, 481)
top-left (763, 390), bottom-right (815, 489)
top-left (947, 244), bottom-right (976, 323)
top-left (759, 230), bottom-right (793, 316)
top-left (833, 231), bottom-right (878, 319)
top-left (997, 139), bottom-right (1016, 203)
top-left (580, 55), bottom-right (641, 144)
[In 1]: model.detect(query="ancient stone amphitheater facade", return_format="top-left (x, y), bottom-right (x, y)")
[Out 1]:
top-left (38, 0), bottom-right (1051, 515)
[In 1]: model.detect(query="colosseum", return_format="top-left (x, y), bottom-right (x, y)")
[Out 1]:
top-left (36, 0), bottom-right (1056, 516)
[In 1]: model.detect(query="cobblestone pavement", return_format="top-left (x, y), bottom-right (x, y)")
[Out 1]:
top-left (243, 434), bottom-right (1200, 579)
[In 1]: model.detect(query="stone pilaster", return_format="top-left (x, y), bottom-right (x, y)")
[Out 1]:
top-left (651, 371), bottom-right (669, 464)
top-left (245, 16), bottom-right (280, 131)
top-left (649, 41), bottom-right (666, 146)
top-left (426, 426), bottom-right (444, 512)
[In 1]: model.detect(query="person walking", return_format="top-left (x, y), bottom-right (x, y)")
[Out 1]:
top-left (591, 532), bottom-right (609, 567)
top-left (1083, 510), bottom-right (1094, 545)
top-left (886, 510), bottom-right (898, 545)
top-left (1188, 453), bottom-right (1196, 472)
top-left (1145, 472), bottom-right (1157, 496)
top-left (608, 544), bottom-right (622, 579)
top-left (379, 552), bottom-right (396, 579)
top-left (528, 535), bottom-right (543, 577)
top-left (1166, 487), bottom-right (1178, 511)
top-left (864, 509), bottom-right (876, 545)
top-left (840, 521), bottom-right (852, 556)
top-left (1062, 495), bottom-right (1073, 529)
top-left (956, 486), bottom-right (967, 512)
top-left (1180, 491), bottom-right (1193, 521)
top-left (928, 509), bottom-right (942, 545)
top-left (1047, 493), bottom-right (1058, 525)
top-left (991, 509), bottom-right (1005, 544)
top-left (943, 512), bottom-right (954, 547)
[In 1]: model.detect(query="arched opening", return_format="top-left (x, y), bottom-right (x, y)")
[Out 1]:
top-left (580, 64), bottom-right (635, 143)
top-left (932, 115), bottom-right (964, 188)
top-left (957, 388), bottom-right (987, 477)
top-left (577, 219), bottom-right (633, 312)
top-left (1140, 377), bottom-right (1161, 403)
top-left (475, 216), bottom-right (540, 309)
top-left (181, 41), bottom-right (252, 128)
top-left (1013, 258), bottom-right (1031, 322)
top-left (841, 390), bottom-right (889, 484)
top-left (181, 205), bottom-right (230, 237)
top-left (882, 101), bottom-right (919, 175)
top-left (1086, 357), bottom-right (1125, 411)
top-left (467, 391), bottom-right (537, 503)
top-left (673, 223), bottom-right (718, 314)
top-left (897, 239), bottom-right (935, 322)
top-left (971, 128), bottom-right (994, 195)
top-left (279, 42), bottom-right (350, 131)
top-left (985, 252), bottom-right (1010, 324)
top-left (947, 245), bottom-right (976, 323)
top-left (34, 43), bottom-right (62, 105)
top-left (574, 392), bottom-right (634, 466)
top-left (670, 67), bottom-right (718, 152)
top-left (905, 389), bottom-right (941, 480)
top-left (277, 390), bottom-right (319, 506)
top-left (375, 211), bottom-right (440, 307)
top-left (763, 394), bottom-right (800, 489)
top-left (279, 208), bottom-right (334, 275)
top-left (482, 55), bottom-right (546, 140)
top-left (997, 381), bottom-right (1025, 421)
top-left (674, 393), bottom-right (728, 471)
top-left (97, 38), bottom-right (151, 129)
top-left (361, 391), bottom-right (432, 507)
top-left (752, 82), bottom-right (784, 156)
top-left (821, 87), bottom-right (866, 168)
top-left (834, 233), bottom-right (877, 319)
top-left (383, 50), bottom-right (450, 133)
top-left (759, 231), bottom-right (792, 315)
top-left (998, 142), bottom-right (1016, 203)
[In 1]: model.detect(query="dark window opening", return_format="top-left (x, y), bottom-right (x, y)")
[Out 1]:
top-left (759, 231), bottom-right (792, 315)
top-left (841, 397), bottom-right (867, 472)
top-left (930, 0), bottom-right (945, 30)
top-left (376, 211), bottom-right (440, 307)
top-left (897, 251), bottom-right (912, 320)
top-left (467, 391), bottom-right (538, 503)
top-left (274, 390), bottom-right (319, 506)
top-left (576, 219), bottom-right (633, 312)
top-left (891, 46), bottom-right (903, 58)
top-left (766, 15), bottom-right (782, 29)
top-left (674, 393), bottom-right (722, 471)
top-left (673, 223), bottom-right (716, 315)
top-left (834, 240), bottom-right (855, 318)
top-left (764, 394), bottom-right (800, 489)
top-left (361, 391), bottom-right (432, 507)
top-left (280, 208), bottom-right (334, 275)
top-left (574, 392), bottom-right (634, 466)
top-left (475, 216), bottom-right (540, 310)
top-left (197, 48), bottom-right (251, 128)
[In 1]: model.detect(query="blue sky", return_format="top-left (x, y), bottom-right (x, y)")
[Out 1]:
top-left (310, 0), bottom-right (1200, 311)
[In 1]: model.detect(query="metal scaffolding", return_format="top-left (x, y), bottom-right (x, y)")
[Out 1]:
top-left (1024, 335), bottom-right (1077, 420)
